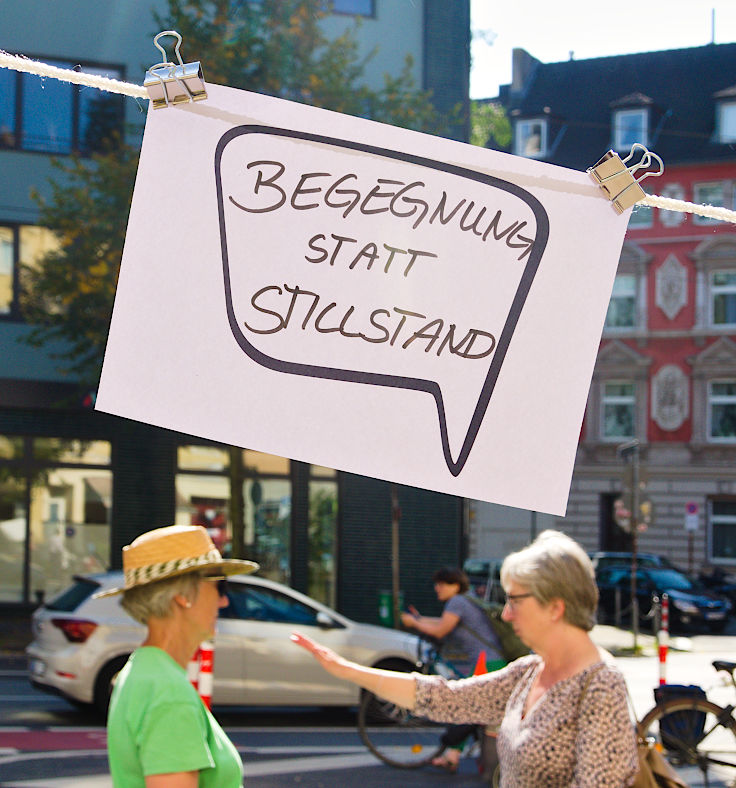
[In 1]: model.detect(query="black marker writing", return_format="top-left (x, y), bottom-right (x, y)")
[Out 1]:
top-left (244, 283), bottom-right (496, 360)
top-left (228, 161), bottom-right (535, 261)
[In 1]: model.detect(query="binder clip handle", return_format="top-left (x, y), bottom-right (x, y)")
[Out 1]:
top-left (144, 30), bottom-right (207, 110)
top-left (151, 30), bottom-right (186, 70)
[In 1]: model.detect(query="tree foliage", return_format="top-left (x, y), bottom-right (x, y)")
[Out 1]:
top-left (470, 100), bottom-right (511, 149)
top-left (21, 0), bottom-right (453, 389)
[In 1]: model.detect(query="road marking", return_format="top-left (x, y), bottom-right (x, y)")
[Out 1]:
top-left (243, 751), bottom-right (380, 776)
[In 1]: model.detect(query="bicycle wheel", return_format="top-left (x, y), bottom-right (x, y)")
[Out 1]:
top-left (639, 696), bottom-right (736, 787)
top-left (358, 690), bottom-right (447, 768)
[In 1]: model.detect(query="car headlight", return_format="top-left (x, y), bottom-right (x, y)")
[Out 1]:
top-left (672, 599), bottom-right (699, 614)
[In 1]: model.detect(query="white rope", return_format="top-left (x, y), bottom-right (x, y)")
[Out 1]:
top-left (2, 51), bottom-right (735, 225)
top-left (640, 193), bottom-right (736, 224)
top-left (0, 50), bottom-right (148, 99)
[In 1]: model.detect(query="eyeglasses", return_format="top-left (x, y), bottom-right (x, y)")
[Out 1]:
top-left (202, 575), bottom-right (228, 597)
top-left (504, 592), bottom-right (534, 609)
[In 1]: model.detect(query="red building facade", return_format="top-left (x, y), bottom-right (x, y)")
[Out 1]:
top-left (491, 44), bottom-right (736, 571)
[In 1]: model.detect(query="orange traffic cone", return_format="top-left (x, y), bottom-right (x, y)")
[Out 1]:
top-left (473, 650), bottom-right (487, 675)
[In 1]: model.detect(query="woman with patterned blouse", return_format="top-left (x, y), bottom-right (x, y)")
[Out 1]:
top-left (292, 530), bottom-right (638, 787)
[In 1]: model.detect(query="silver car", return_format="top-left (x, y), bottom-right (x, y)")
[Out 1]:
top-left (27, 571), bottom-right (420, 714)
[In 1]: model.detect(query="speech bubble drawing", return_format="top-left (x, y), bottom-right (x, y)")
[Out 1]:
top-left (214, 126), bottom-right (549, 477)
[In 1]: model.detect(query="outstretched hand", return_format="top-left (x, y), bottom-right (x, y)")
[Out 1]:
top-left (290, 631), bottom-right (350, 679)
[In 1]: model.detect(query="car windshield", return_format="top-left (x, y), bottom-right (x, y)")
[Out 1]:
top-left (44, 577), bottom-right (101, 611)
top-left (647, 569), bottom-right (695, 591)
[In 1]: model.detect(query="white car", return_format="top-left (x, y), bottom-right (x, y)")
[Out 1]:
top-left (27, 571), bottom-right (421, 714)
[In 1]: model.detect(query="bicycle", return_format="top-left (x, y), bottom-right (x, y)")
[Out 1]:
top-left (357, 636), bottom-right (494, 773)
top-left (638, 659), bottom-right (736, 788)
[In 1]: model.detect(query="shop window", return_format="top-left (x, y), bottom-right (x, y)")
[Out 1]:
top-left (514, 119), bottom-right (547, 158)
top-left (605, 274), bottom-right (637, 329)
top-left (3, 57), bottom-right (123, 155)
top-left (708, 381), bottom-right (736, 442)
top-left (0, 437), bottom-right (112, 604)
top-left (613, 108), bottom-right (647, 152)
top-left (309, 467), bottom-right (337, 607)
top-left (711, 270), bottom-right (736, 327)
top-left (601, 382), bottom-right (635, 441)
top-left (709, 499), bottom-right (736, 563)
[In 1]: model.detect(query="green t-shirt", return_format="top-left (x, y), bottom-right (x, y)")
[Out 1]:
top-left (107, 646), bottom-right (243, 788)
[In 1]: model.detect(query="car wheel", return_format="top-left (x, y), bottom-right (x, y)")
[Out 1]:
top-left (93, 655), bottom-right (130, 716)
top-left (361, 658), bottom-right (416, 723)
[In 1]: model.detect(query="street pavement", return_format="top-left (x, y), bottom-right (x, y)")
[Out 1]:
top-left (1, 625), bottom-right (735, 787)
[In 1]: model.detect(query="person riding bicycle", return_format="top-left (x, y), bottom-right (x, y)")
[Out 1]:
top-left (293, 531), bottom-right (638, 787)
top-left (399, 566), bottom-right (504, 773)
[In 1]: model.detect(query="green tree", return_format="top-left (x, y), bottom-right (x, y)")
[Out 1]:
top-left (20, 0), bottom-right (453, 391)
top-left (470, 100), bottom-right (511, 149)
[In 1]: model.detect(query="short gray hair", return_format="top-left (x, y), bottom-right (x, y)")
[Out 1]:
top-left (500, 530), bottom-right (598, 631)
top-left (121, 572), bottom-right (202, 625)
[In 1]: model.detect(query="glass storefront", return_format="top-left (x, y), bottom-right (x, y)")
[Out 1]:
top-left (0, 437), bottom-right (111, 604)
top-left (176, 446), bottom-right (338, 605)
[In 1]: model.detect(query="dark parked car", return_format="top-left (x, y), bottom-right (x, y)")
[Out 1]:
top-left (463, 558), bottom-right (504, 603)
top-left (595, 564), bottom-right (732, 633)
top-left (588, 551), bottom-right (681, 572)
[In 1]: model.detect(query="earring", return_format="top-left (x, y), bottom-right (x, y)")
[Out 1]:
top-left (184, 601), bottom-right (192, 609)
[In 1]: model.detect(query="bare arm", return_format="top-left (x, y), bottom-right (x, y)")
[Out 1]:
top-left (291, 631), bottom-right (417, 709)
top-left (145, 772), bottom-right (199, 788)
top-left (400, 610), bottom-right (460, 639)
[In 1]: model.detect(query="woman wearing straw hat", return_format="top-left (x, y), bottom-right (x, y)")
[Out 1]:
top-left (97, 524), bottom-right (258, 788)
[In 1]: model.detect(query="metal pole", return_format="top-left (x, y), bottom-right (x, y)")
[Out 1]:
top-left (618, 439), bottom-right (640, 651)
top-left (530, 510), bottom-right (537, 541)
top-left (391, 484), bottom-right (401, 629)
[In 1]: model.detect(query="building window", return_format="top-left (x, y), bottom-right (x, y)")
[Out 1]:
top-left (693, 181), bottom-right (730, 226)
top-left (0, 224), bottom-right (60, 318)
top-left (709, 499), bottom-right (736, 563)
top-left (627, 204), bottom-right (652, 229)
top-left (0, 437), bottom-right (112, 604)
top-left (309, 466), bottom-right (337, 607)
top-left (605, 274), bottom-right (636, 329)
top-left (613, 108), bottom-right (647, 152)
top-left (331, 0), bottom-right (374, 15)
top-left (717, 102), bottom-right (736, 144)
top-left (711, 270), bottom-right (736, 327)
top-left (514, 119), bottom-right (547, 158)
top-left (708, 381), bottom-right (736, 441)
top-left (2, 57), bottom-right (124, 155)
top-left (602, 382), bottom-right (635, 440)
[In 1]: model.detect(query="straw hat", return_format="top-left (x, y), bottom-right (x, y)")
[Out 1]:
top-left (93, 524), bottom-right (259, 598)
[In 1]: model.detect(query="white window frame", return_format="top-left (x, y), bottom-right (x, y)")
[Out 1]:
top-left (710, 269), bottom-right (736, 328)
top-left (717, 101), bottom-right (736, 144)
top-left (613, 108), bottom-right (648, 152)
top-left (605, 274), bottom-right (637, 330)
top-left (514, 119), bottom-right (547, 158)
top-left (707, 379), bottom-right (736, 443)
top-left (708, 499), bottom-right (736, 565)
top-left (601, 380), bottom-right (636, 442)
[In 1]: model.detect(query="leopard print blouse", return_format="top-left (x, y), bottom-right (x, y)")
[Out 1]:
top-left (414, 655), bottom-right (638, 787)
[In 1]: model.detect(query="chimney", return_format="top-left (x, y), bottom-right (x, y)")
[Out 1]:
top-left (511, 48), bottom-right (540, 95)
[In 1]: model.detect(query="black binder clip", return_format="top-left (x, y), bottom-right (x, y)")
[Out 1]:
top-left (588, 143), bottom-right (664, 214)
top-left (144, 30), bottom-right (207, 109)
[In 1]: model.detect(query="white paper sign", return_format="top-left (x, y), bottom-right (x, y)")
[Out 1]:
top-left (96, 84), bottom-right (630, 515)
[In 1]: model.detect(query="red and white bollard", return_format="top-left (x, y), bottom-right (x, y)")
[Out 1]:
top-left (198, 640), bottom-right (215, 710)
top-left (187, 647), bottom-right (201, 691)
top-left (658, 593), bottom-right (669, 686)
